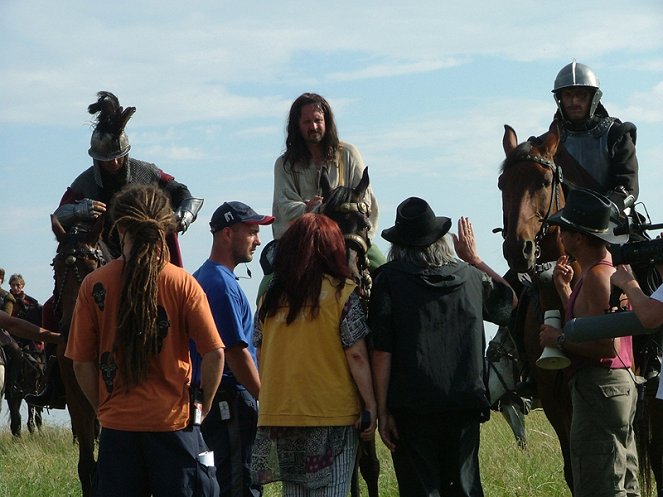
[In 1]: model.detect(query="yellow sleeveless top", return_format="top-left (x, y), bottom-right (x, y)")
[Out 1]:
top-left (258, 277), bottom-right (359, 427)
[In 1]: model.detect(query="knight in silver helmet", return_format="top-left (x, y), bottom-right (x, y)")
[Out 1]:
top-left (30, 92), bottom-right (205, 411)
top-left (551, 60), bottom-right (639, 212)
top-left (53, 91), bottom-right (203, 263)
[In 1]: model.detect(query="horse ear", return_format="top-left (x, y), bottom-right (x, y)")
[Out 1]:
top-left (320, 167), bottom-right (332, 198)
top-left (354, 168), bottom-right (370, 198)
top-left (51, 214), bottom-right (67, 242)
top-left (503, 125), bottom-right (518, 156)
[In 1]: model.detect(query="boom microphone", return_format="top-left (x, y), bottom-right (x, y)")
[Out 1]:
top-left (564, 311), bottom-right (659, 342)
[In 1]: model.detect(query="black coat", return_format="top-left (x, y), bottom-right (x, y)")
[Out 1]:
top-left (369, 260), bottom-right (512, 414)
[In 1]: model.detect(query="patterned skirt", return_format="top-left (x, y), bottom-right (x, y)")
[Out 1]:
top-left (250, 425), bottom-right (357, 489)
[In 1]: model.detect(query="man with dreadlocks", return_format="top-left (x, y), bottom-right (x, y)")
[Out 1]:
top-left (65, 184), bottom-right (225, 497)
top-left (53, 91), bottom-right (203, 264)
top-left (29, 91), bottom-right (204, 410)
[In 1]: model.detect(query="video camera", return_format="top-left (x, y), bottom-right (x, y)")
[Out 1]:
top-left (609, 237), bottom-right (663, 267)
top-left (608, 196), bottom-right (663, 267)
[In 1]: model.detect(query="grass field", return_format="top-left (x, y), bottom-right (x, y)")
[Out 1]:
top-left (0, 408), bottom-right (574, 497)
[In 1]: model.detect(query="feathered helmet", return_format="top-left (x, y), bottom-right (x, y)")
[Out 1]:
top-left (88, 91), bottom-right (136, 161)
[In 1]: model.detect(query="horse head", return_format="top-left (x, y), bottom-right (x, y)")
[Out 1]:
top-left (320, 167), bottom-right (372, 299)
top-left (498, 125), bottom-right (566, 274)
top-left (51, 216), bottom-right (106, 336)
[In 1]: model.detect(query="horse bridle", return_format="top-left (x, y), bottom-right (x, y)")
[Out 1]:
top-left (502, 141), bottom-right (564, 263)
top-left (321, 199), bottom-right (373, 300)
top-left (321, 200), bottom-right (372, 256)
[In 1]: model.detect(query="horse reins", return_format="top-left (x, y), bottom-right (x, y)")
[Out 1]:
top-left (486, 331), bottom-right (521, 405)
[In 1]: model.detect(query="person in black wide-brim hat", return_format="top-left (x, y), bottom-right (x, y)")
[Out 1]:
top-left (370, 196), bottom-right (515, 497)
top-left (545, 187), bottom-right (628, 245)
top-left (540, 187), bottom-right (640, 496)
top-left (381, 197), bottom-right (452, 247)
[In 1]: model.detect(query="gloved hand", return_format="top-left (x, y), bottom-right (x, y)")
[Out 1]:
top-left (74, 198), bottom-right (106, 220)
top-left (176, 209), bottom-right (195, 233)
top-left (174, 198), bottom-right (204, 234)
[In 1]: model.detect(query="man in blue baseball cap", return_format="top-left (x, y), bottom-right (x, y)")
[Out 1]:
top-left (194, 201), bottom-right (274, 497)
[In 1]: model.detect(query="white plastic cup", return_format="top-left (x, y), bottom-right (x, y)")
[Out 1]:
top-left (197, 451), bottom-right (215, 467)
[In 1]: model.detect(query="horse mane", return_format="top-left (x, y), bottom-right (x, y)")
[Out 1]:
top-left (320, 168), bottom-right (372, 236)
top-left (323, 183), bottom-right (355, 210)
top-left (500, 141), bottom-right (537, 174)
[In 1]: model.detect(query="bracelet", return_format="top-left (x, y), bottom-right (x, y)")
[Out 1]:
top-left (556, 333), bottom-right (566, 352)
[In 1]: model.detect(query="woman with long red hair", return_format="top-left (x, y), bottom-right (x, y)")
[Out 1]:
top-left (251, 213), bottom-right (376, 497)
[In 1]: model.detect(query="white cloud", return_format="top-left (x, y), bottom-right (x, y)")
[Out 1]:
top-left (617, 81), bottom-right (663, 124)
top-left (328, 59), bottom-right (463, 82)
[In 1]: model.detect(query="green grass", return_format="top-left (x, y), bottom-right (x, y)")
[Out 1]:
top-left (0, 410), bottom-right (573, 497)
top-left (0, 426), bottom-right (81, 497)
top-left (259, 410), bottom-right (572, 497)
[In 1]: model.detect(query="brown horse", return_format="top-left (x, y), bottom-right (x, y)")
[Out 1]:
top-left (499, 123), bottom-right (663, 496)
top-left (50, 216), bottom-right (106, 497)
top-left (320, 167), bottom-right (380, 497)
top-left (498, 123), bottom-right (575, 490)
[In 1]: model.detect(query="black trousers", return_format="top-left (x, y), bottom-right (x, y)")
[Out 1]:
top-left (391, 410), bottom-right (484, 497)
top-left (201, 388), bottom-right (261, 497)
top-left (96, 426), bottom-right (219, 497)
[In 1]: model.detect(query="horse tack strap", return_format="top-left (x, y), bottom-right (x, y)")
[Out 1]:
top-left (521, 146), bottom-right (564, 256)
top-left (344, 233), bottom-right (369, 255)
top-left (335, 201), bottom-right (370, 215)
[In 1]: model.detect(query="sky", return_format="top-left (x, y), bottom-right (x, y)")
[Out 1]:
top-left (1, 0), bottom-right (663, 321)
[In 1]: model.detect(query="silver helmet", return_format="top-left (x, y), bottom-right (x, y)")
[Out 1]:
top-left (552, 61), bottom-right (603, 120)
top-left (87, 91), bottom-right (136, 161)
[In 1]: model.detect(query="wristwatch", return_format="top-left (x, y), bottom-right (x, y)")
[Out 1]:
top-left (556, 333), bottom-right (567, 352)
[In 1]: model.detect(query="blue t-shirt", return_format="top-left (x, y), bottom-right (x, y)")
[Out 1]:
top-left (191, 259), bottom-right (258, 389)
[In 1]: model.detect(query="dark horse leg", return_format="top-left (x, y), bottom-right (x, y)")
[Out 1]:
top-left (59, 346), bottom-right (97, 497)
top-left (351, 438), bottom-right (380, 497)
top-left (523, 299), bottom-right (574, 493)
top-left (7, 396), bottom-right (23, 437)
top-left (648, 397), bottom-right (663, 497)
top-left (27, 405), bottom-right (36, 434)
top-left (536, 370), bottom-right (573, 490)
top-left (632, 344), bottom-right (663, 497)
top-left (26, 406), bottom-right (43, 433)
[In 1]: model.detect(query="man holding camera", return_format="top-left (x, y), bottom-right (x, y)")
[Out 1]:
top-left (539, 188), bottom-right (640, 497)
top-left (612, 263), bottom-right (663, 386)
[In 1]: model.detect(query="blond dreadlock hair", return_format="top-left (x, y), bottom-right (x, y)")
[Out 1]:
top-left (110, 184), bottom-right (176, 389)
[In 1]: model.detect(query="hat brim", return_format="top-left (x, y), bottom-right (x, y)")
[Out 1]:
top-left (382, 216), bottom-right (452, 247)
top-left (547, 211), bottom-right (628, 245)
top-left (243, 215), bottom-right (275, 226)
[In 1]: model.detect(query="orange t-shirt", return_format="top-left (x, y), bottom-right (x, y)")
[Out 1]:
top-left (66, 259), bottom-right (223, 431)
